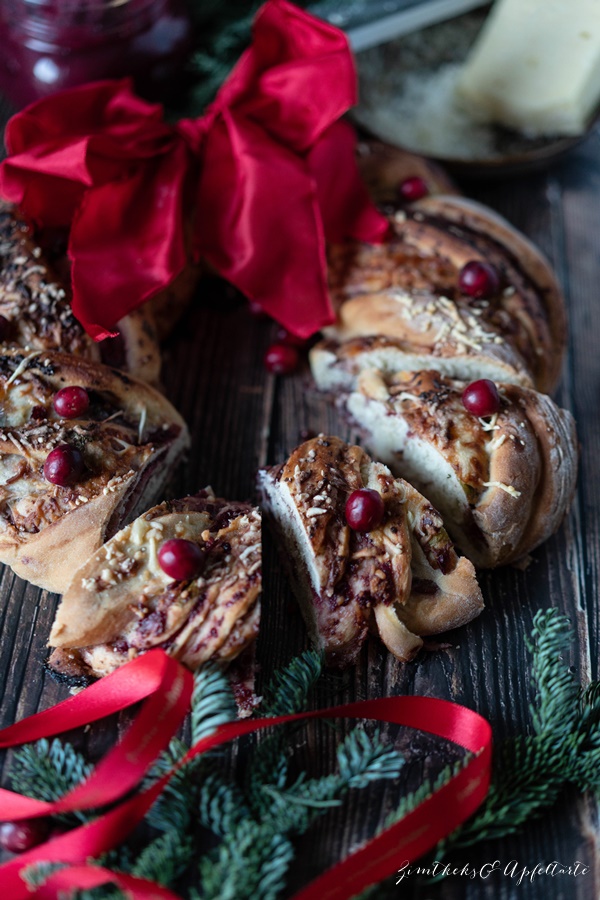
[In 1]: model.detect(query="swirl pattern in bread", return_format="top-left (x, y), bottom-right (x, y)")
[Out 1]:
top-left (0, 348), bottom-right (189, 592)
top-left (48, 489), bottom-right (261, 679)
top-left (0, 201), bottom-right (168, 385)
top-left (325, 197), bottom-right (565, 393)
top-left (259, 435), bottom-right (483, 666)
top-left (315, 366), bottom-right (577, 568)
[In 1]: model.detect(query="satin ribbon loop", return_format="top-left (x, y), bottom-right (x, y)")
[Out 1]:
top-left (0, 650), bottom-right (193, 821)
top-left (0, 0), bottom-right (389, 341)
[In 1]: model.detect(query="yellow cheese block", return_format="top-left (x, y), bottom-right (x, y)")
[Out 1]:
top-left (456, 0), bottom-right (600, 136)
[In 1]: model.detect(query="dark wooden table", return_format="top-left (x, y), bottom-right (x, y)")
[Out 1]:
top-left (0, 100), bottom-right (599, 899)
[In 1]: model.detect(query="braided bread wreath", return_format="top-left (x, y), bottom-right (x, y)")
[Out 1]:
top-left (0, 143), bottom-right (577, 698)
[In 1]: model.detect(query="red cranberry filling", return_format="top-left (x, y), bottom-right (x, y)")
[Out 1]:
top-left (158, 538), bottom-right (204, 580)
top-left (263, 343), bottom-right (299, 375)
top-left (0, 818), bottom-right (50, 853)
top-left (53, 386), bottom-right (90, 419)
top-left (43, 444), bottom-right (85, 486)
top-left (398, 176), bottom-right (429, 202)
top-left (345, 489), bottom-right (385, 532)
top-left (462, 379), bottom-right (501, 417)
top-left (458, 260), bottom-right (500, 299)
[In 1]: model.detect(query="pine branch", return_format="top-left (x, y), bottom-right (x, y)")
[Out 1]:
top-left (259, 728), bottom-right (404, 836)
top-left (245, 650), bottom-right (323, 818)
top-left (130, 830), bottom-right (194, 886)
top-left (146, 663), bottom-right (238, 833)
top-left (383, 760), bottom-right (465, 832)
top-left (144, 744), bottom-right (201, 834)
top-left (433, 609), bottom-right (600, 857)
top-left (9, 737), bottom-right (93, 824)
top-left (75, 888), bottom-right (125, 900)
top-left (260, 649), bottom-right (323, 717)
top-left (191, 662), bottom-right (238, 745)
top-left (337, 727), bottom-right (404, 790)
top-left (194, 819), bottom-right (294, 900)
top-left (23, 862), bottom-right (126, 900)
top-left (527, 608), bottom-right (579, 735)
top-left (198, 764), bottom-right (252, 836)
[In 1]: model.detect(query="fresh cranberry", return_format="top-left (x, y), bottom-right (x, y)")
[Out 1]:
top-left (462, 379), bottom-right (501, 417)
top-left (458, 261), bottom-right (500, 299)
top-left (0, 315), bottom-right (11, 341)
top-left (398, 176), bottom-right (429, 203)
top-left (43, 444), bottom-right (85, 486)
top-left (0, 818), bottom-right (49, 853)
top-left (158, 539), bottom-right (204, 580)
top-left (53, 386), bottom-right (90, 419)
top-left (263, 343), bottom-right (299, 375)
top-left (275, 327), bottom-right (310, 348)
top-left (345, 489), bottom-right (385, 532)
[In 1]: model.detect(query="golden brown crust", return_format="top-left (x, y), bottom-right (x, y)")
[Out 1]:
top-left (49, 490), bottom-right (261, 678)
top-left (310, 334), bottom-right (533, 394)
top-left (414, 196), bottom-right (567, 393)
top-left (263, 436), bottom-right (411, 664)
top-left (0, 348), bottom-right (189, 592)
top-left (338, 367), bottom-right (577, 567)
top-left (501, 386), bottom-right (579, 557)
top-left (396, 480), bottom-right (483, 634)
top-left (325, 204), bottom-right (564, 393)
top-left (0, 201), bottom-right (165, 385)
top-left (0, 201), bottom-right (99, 361)
top-left (259, 435), bottom-right (483, 666)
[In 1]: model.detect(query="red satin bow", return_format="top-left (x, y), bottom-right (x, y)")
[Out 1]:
top-left (0, 649), bottom-right (492, 899)
top-left (0, 0), bottom-right (388, 341)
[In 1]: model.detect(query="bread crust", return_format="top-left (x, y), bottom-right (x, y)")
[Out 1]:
top-left (414, 196), bottom-right (567, 392)
top-left (0, 348), bottom-right (189, 592)
top-left (0, 201), bottom-right (168, 385)
top-left (48, 490), bottom-right (261, 678)
top-left (335, 367), bottom-right (576, 567)
top-left (325, 203), bottom-right (564, 392)
top-left (259, 435), bottom-right (483, 666)
top-left (0, 201), bottom-right (100, 361)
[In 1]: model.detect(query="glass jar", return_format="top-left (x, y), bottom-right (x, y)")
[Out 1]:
top-left (0, 0), bottom-right (194, 109)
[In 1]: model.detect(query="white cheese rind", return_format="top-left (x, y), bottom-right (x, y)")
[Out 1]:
top-left (456, 0), bottom-right (600, 136)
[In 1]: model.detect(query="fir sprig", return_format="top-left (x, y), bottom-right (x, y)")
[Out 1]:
top-left (182, 0), bottom-right (312, 114)
top-left (145, 663), bottom-right (238, 834)
top-left (9, 737), bottom-right (93, 825)
top-left (381, 608), bottom-right (600, 875)
top-left (9, 608), bottom-right (600, 900)
top-left (194, 819), bottom-right (294, 900)
top-left (191, 662), bottom-right (239, 744)
top-left (9, 737), bottom-right (92, 805)
top-left (245, 649), bottom-right (323, 817)
top-left (263, 729), bottom-right (404, 836)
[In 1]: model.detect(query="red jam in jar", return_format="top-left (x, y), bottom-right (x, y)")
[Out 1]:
top-left (0, 0), bottom-right (193, 109)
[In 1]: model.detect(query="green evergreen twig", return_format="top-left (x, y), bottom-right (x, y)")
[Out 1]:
top-left (11, 608), bottom-right (600, 900)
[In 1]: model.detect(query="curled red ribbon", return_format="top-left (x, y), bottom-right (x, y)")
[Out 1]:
top-left (0, 0), bottom-right (388, 341)
top-left (0, 649), bottom-right (492, 899)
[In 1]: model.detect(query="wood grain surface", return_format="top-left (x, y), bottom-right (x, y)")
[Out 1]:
top-left (0, 97), bottom-right (599, 899)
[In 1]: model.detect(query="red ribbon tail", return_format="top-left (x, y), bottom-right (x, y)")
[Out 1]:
top-left (0, 651), bottom-right (492, 900)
